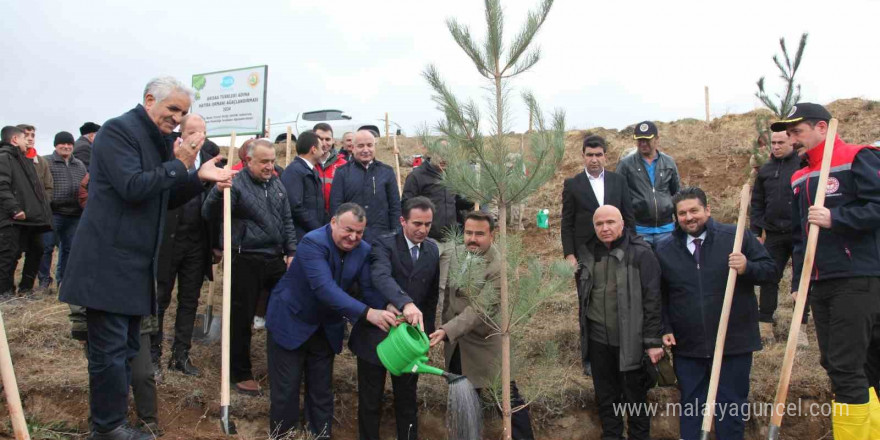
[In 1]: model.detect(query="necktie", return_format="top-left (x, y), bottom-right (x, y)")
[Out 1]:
top-left (693, 238), bottom-right (702, 268)
top-left (411, 245), bottom-right (419, 263)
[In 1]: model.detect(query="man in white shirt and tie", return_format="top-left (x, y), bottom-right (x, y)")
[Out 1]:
top-left (561, 134), bottom-right (634, 269)
top-left (654, 187), bottom-right (775, 440)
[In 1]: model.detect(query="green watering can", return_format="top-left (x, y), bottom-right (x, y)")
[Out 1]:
top-left (377, 322), bottom-right (465, 384)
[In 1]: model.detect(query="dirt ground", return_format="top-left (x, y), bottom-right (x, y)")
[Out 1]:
top-left (1, 98), bottom-right (878, 439)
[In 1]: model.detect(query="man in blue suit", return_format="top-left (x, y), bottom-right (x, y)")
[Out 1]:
top-left (265, 202), bottom-right (398, 439)
top-left (349, 196), bottom-right (441, 440)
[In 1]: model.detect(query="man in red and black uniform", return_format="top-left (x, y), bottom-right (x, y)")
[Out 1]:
top-left (775, 102), bottom-right (880, 438)
top-left (314, 123), bottom-right (347, 214)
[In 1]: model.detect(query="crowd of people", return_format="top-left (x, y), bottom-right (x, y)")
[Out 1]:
top-left (0, 75), bottom-right (878, 440)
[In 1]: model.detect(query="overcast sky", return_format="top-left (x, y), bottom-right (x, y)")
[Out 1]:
top-left (4, 0), bottom-right (879, 155)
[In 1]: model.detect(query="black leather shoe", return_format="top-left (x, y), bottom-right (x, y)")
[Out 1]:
top-left (168, 352), bottom-right (200, 376)
top-left (89, 424), bottom-right (154, 440)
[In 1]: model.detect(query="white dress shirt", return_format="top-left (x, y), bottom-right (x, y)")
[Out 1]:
top-left (686, 231), bottom-right (707, 255)
top-left (585, 168), bottom-right (605, 206)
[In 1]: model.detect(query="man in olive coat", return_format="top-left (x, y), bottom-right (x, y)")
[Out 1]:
top-left (429, 211), bottom-right (535, 440)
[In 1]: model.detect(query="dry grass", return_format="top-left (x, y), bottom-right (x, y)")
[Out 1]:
top-left (2, 99), bottom-right (878, 439)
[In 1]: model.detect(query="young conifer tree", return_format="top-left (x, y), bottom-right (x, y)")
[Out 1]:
top-left (755, 33), bottom-right (809, 118)
top-left (751, 33), bottom-right (807, 180)
top-left (422, 0), bottom-right (571, 437)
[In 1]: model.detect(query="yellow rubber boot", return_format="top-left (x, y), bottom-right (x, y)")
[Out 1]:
top-left (832, 400), bottom-right (870, 440)
top-left (869, 388), bottom-right (880, 439)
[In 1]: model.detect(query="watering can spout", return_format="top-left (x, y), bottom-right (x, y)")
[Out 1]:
top-left (412, 362), bottom-right (445, 376)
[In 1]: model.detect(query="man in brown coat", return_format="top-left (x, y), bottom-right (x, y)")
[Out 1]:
top-left (429, 210), bottom-right (535, 440)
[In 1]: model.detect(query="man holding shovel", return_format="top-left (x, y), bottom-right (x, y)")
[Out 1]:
top-left (656, 187), bottom-right (775, 440)
top-left (778, 103), bottom-right (880, 439)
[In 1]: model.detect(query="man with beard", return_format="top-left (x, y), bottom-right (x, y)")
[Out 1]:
top-left (349, 196), bottom-right (440, 440)
top-left (265, 203), bottom-right (397, 439)
top-left (749, 130), bottom-right (808, 346)
top-left (429, 211), bottom-right (535, 439)
top-left (330, 128), bottom-right (401, 243)
top-left (656, 187), bottom-right (775, 440)
top-left (59, 76), bottom-right (234, 440)
top-left (775, 103), bottom-right (880, 438)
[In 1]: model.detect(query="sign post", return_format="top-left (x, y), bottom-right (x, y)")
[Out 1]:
top-left (192, 65), bottom-right (268, 138)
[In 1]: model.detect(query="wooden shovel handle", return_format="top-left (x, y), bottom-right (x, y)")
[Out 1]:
top-left (768, 118), bottom-right (838, 436)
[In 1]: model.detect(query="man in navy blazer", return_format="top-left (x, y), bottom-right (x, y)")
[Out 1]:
top-left (349, 196), bottom-right (441, 440)
top-left (265, 203), bottom-right (397, 439)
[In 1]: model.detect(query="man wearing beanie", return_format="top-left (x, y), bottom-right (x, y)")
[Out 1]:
top-left (38, 132), bottom-right (87, 292)
top-left (73, 122), bottom-right (101, 169)
top-left (775, 103), bottom-right (880, 439)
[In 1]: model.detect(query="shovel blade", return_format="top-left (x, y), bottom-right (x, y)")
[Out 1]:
top-left (193, 311), bottom-right (221, 343)
top-left (220, 405), bottom-right (237, 435)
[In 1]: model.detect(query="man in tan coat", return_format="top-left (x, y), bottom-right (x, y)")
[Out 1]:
top-left (429, 210), bottom-right (535, 439)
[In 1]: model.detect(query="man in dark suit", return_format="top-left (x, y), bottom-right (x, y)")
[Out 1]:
top-left (280, 131), bottom-right (329, 243)
top-left (349, 196), bottom-right (441, 440)
top-left (59, 76), bottom-right (234, 440)
top-left (329, 129), bottom-right (401, 243)
top-left (561, 134), bottom-right (634, 268)
top-left (265, 203), bottom-right (397, 439)
top-left (151, 114), bottom-right (220, 377)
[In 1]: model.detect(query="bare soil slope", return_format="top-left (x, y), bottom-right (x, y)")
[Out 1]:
top-left (1, 98), bottom-right (878, 439)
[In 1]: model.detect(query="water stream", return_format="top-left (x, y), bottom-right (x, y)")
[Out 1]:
top-left (447, 376), bottom-right (483, 440)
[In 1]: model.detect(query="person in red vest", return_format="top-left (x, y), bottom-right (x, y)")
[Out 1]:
top-left (314, 123), bottom-right (346, 213)
top-left (775, 103), bottom-right (880, 439)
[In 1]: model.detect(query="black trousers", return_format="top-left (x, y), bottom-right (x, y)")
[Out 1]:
top-left (357, 357), bottom-right (419, 440)
top-left (759, 231), bottom-right (809, 324)
top-left (449, 347), bottom-right (535, 440)
top-left (588, 340), bottom-right (650, 440)
top-left (153, 237), bottom-right (206, 360)
top-left (12, 225), bottom-right (44, 292)
top-left (0, 226), bottom-right (20, 293)
top-left (231, 252), bottom-right (285, 382)
top-left (267, 330), bottom-right (335, 439)
top-left (86, 309), bottom-right (141, 433)
top-left (810, 276), bottom-right (880, 404)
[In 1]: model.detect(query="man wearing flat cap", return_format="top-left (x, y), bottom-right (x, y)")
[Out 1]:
top-left (615, 121), bottom-right (680, 247)
top-left (74, 122), bottom-right (101, 169)
top-left (775, 102), bottom-right (880, 438)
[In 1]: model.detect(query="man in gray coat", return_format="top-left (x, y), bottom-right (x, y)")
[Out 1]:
top-left (59, 76), bottom-right (234, 440)
top-left (73, 122), bottom-right (101, 169)
top-left (577, 205), bottom-right (663, 440)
